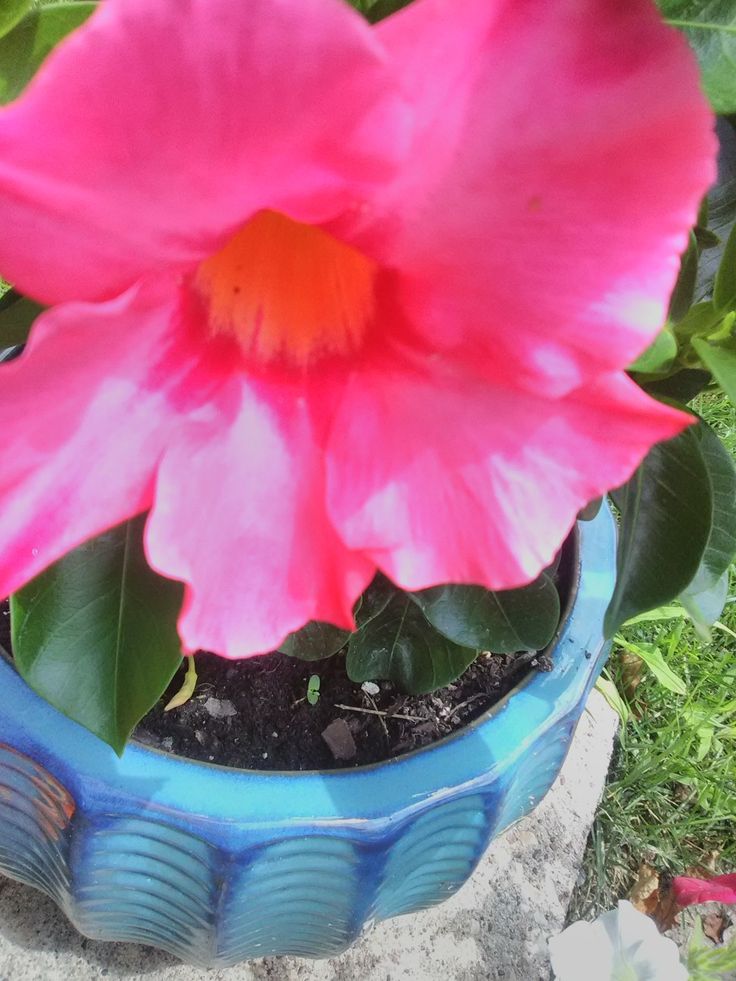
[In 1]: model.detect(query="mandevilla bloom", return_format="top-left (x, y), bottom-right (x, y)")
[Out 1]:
top-left (0, 0), bottom-right (715, 657)
top-left (549, 901), bottom-right (688, 981)
top-left (672, 873), bottom-right (736, 907)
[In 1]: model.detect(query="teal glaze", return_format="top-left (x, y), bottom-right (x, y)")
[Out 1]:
top-left (0, 506), bottom-right (616, 966)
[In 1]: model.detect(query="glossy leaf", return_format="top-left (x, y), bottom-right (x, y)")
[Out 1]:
top-left (689, 420), bottom-right (736, 585)
top-left (624, 605), bottom-right (689, 626)
top-left (595, 673), bottom-right (630, 724)
top-left (668, 231), bottom-right (699, 322)
top-left (643, 368), bottom-right (712, 403)
top-left (11, 516), bottom-right (184, 754)
top-left (678, 421), bottom-right (736, 632)
top-left (659, 2), bottom-right (736, 112)
top-left (695, 118), bottom-right (736, 302)
top-left (694, 226), bottom-right (720, 249)
top-left (0, 0), bottom-right (30, 40)
top-left (365, 0), bottom-right (413, 23)
top-left (693, 336), bottom-right (736, 405)
top-left (671, 301), bottom-right (721, 343)
top-left (346, 595), bottom-right (477, 694)
top-left (714, 220), bottom-right (736, 309)
top-left (354, 572), bottom-right (396, 627)
top-left (410, 573), bottom-right (560, 654)
top-left (279, 621), bottom-right (350, 661)
top-left (681, 569), bottom-right (730, 635)
top-left (164, 655), bottom-right (198, 711)
top-left (0, 290), bottom-right (44, 347)
top-left (0, 2), bottom-right (96, 105)
top-left (604, 425), bottom-right (713, 636)
top-left (615, 636), bottom-right (687, 695)
top-left (629, 326), bottom-right (677, 374)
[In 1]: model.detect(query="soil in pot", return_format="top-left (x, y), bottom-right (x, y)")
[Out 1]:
top-left (0, 538), bottom-right (574, 771)
top-left (135, 645), bottom-right (555, 770)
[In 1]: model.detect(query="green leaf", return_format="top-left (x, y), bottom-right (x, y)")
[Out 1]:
top-left (354, 573), bottom-right (396, 626)
top-left (659, 2), bottom-right (736, 113)
top-left (10, 516), bottom-right (183, 754)
top-left (623, 605), bottom-right (689, 626)
top-left (0, 290), bottom-right (44, 347)
top-left (279, 621), bottom-right (349, 661)
top-left (693, 336), bottom-right (736, 405)
top-left (595, 673), bottom-right (630, 724)
top-left (696, 119), bottom-right (736, 303)
top-left (688, 420), bottom-right (736, 586)
top-left (672, 302), bottom-right (722, 344)
top-left (677, 421), bottom-right (736, 631)
top-left (643, 368), bottom-right (712, 403)
top-left (0, 2), bottom-right (96, 105)
top-left (668, 231), bottom-right (699, 323)
top-left (346, 595), bottom-right (477, 695)
top-left (694, 225), bottom-right (721, 249)
top-left (628, 326), bottom-right (677, 374)
top-left (164, 655), bottom-right (197, 711)
top-left (615, 636), bottom-right (688, 695)
top-left (0, 0), bottom-right (31, 39)
top-left (681, 568), bottom-right (730, 636)
top-left (364, 0), bottom-right (413, 23)
top-left (714, 220), bottom-right (736, 309)
top-left (410, 573), bottom-right (560, 654)
top-left (604, 425), bottom-right (713, 636)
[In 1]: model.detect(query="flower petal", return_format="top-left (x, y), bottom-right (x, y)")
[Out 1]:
top-left (357, 0), bottom-right (715, 395)
top-left (551, 902), bottom-right (687, 981)
top-left (0, 279), bottom-right (196, 598)
top-left (672, 873), bottom-right (736, 907)
top-left (327, 363), bottom-right (689, 591)
top-left (0, 0), bottom-right (409, 303)
top-left (549, 921), bottom-right (615, 981)
top-left (145, 377), bottom-right (375, 658)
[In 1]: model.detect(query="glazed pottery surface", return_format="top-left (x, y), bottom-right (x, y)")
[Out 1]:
top-left (0, 506), bottom-right (615, 966)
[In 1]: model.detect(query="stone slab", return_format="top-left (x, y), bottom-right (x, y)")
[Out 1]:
top-left (0, 690), bottom-right (617, 981)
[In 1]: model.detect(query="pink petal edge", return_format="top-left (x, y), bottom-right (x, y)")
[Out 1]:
top-left (327, 361), bottom-right (690, 592)
top-left (145, 374), bottom-right (375, 658)
top-left (343, 0), bottom-right (716, 396)
top-left (0, 280), bottom-right (194, 597)
top-left (0, 0), bottom-right (410, 304)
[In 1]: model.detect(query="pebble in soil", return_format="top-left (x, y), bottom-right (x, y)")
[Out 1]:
top-left (1, 535), bottom-right (574, 772)
top-left (134, 646), bottom-right (553, 771)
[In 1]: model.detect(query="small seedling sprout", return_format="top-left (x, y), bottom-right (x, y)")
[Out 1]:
top-left (307, 674), bottom-right (321, 706)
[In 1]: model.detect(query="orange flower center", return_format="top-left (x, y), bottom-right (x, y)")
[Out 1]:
top-left (195, 210), bottom-right (378, 367)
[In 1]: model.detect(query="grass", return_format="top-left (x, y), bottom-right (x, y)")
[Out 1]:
top-left (569, 391), bottom-right (736, 921)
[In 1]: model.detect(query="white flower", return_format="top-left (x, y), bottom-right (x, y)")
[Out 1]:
top-left (549, 900), bottom-right (687, 980)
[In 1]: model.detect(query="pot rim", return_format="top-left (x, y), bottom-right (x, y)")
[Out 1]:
top-left (0, 506), bottom-right (616, 828)
top-left (128, 525), bottom-right (581, 775)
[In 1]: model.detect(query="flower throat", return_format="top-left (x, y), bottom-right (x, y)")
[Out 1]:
top-left (195, 210), bottom-right (377, 367)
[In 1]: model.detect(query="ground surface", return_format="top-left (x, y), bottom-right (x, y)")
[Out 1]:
top-left (0, 691), bottom-right (617, 981)
top-left (568, 392), bottom-right (736, 981)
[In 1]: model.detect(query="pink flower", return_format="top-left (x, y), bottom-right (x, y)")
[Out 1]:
top-left (0, 0), bottom-right (715, 657)
top-left (672, 874), bottom-right (736, 907)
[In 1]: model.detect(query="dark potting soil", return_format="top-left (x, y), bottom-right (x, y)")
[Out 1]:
top-left (134, 645), bottom-right (555, 771)
top-left (0, 537), bottom-right (575, 771)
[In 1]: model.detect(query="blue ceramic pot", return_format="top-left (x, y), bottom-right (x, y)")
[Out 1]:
top-left (0, 506), bottom-right (615, 967)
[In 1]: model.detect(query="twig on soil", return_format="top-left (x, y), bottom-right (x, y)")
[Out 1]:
top-left (365, 693), bottom-right (389, 739)
top-left (447, 692), bottom-right (487, 720)
top-left (334, 703), bottom-right (425, 723)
